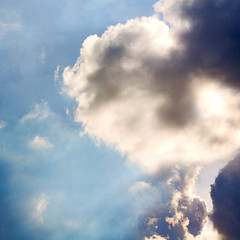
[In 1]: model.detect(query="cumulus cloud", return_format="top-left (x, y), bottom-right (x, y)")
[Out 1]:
top-left (210, 155), bottom-right (240, 240)
top-left (29, 136), bottom-right (53, 150)
top-left (154, 0), bottom-right (193, 30)
top-left (140, 166), bottom-right (208, 240)
top-left (63, 7), bottom-right (240, 172)
top-left (62, 0), bottom-right (240, 238)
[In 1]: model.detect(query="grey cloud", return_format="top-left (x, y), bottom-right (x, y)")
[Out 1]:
top-left (181, 0), bottom-right (240, 88)
top-left (211, 155), bottom-right (240, 240)
top-left (140, 166), bottom-right (208, 240)
top-left (148, 0), bottom-right (240, 126)
top-left (60, 1), bottom-right (240, 239)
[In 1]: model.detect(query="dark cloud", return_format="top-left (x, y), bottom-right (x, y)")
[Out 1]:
top-left (142, 197), bottom-right (207, 240)
top-left (140, 166), bottom-right (208, 239)
top-left (147, 0), bottom-right (240, 126)
top-left (181, 0), bottom-right (240, 87)
top-left (211, 155), bottom-right (240, 240)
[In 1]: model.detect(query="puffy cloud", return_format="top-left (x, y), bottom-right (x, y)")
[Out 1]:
top-left (62, 0), bottom-right (240, 239)
top-left (154, 0), bottom-right (193, 30)
top-left (29, 136), bottom-right (53, 150)
top-left (210, 155), bottom-right (240, 240)
top-left (179, 0), bottom-right (240, 89)
top-left (141, 166), bottom-right (208, 240)
top-left (62, 11), bottom-right (240, 172)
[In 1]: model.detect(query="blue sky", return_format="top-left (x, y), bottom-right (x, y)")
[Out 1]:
top-left (1, 0), bottom-right (240, 240)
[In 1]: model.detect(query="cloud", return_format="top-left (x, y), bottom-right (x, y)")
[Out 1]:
top-left (210, 155), bottom-right (240, 240)
top-left (62, 9), bottom-right (240, 172)
top-left (179, 0), bottom-right (240, 89)
top-left (29, 136), bottom-right (53, 150)
top-left (54, 65), bottom-right (60, 82)
top-left (0, 120), bottom-right (7, 129)
top-left (61, 0), bottom-right (240, 239)
top-left (21, 101), bottom-right (50, 122)
top-left (32, 194), bottom-right (49, 223)
top-left (0, 21), bottom-right (21, 40)
top-left (140, 166), bottom-right (208, 240)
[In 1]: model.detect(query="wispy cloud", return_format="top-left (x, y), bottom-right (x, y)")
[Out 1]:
top-left (0, 120), bottom-right (7, 130)
top-left (62, 13), bottom-right (240, 172)
top-left (21, 101), bottom-right (49, 122)
top-left (32, 194), bottom-right (49, 223)
top-left (0, 21), bottom-right (21, 40)
top-left (29, 136), bottom-right (53, 150)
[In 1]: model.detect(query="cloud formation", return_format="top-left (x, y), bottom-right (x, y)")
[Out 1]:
top-left (210, 155), bottom-right (240, 240)
top-left (62, 0), bottom-right (240, 239)
top-left (63, 1), bottom-right (240, 172)
top-left (140, 166), bottom-right (208, 240)
top-left (21, 101), bottom-right (50, 122)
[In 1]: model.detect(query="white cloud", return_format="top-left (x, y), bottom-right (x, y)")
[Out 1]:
top-left (0, 21), bottom-right (21, 40)
top-left (32, 194), bottom-right (49, 223)
top-left (0, 120), bottom-right (7, 129)
top-left (60, 0), bottom-right (240, 238)
top-left (63, 14), bottom-right (240, 173)
top-left (21, 101), bottom-right (49, 122)
top-left (61, 1), bottom-right (240, 239)
top-left (29, 136), bottom-right (53, 150)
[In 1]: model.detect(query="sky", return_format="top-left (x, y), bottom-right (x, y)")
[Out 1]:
top-left (1, 0), bottom-right (240, 239)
